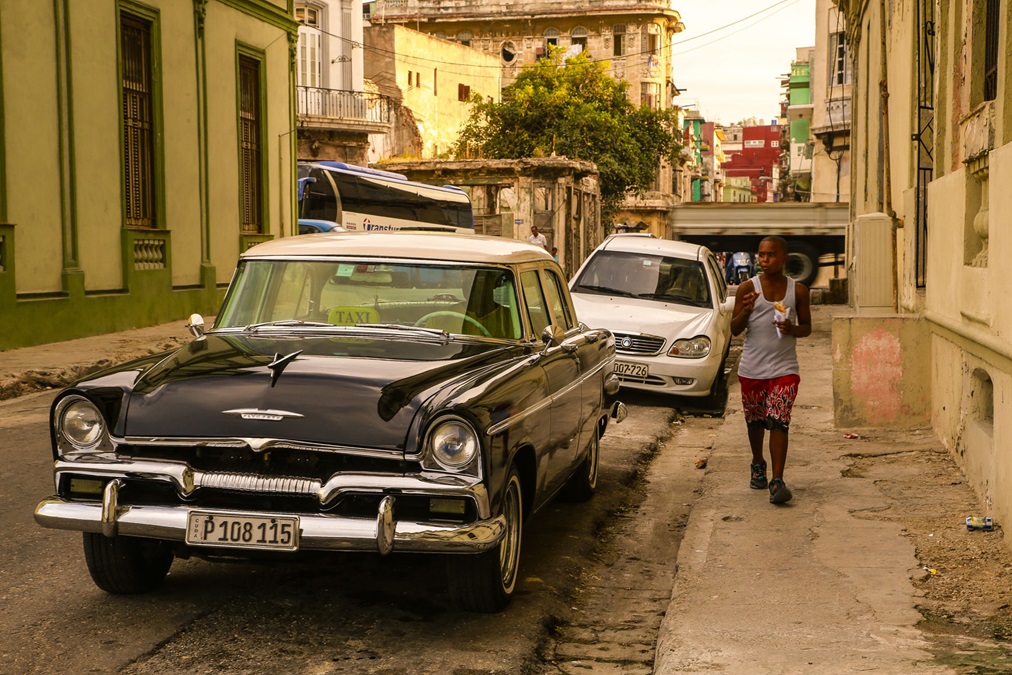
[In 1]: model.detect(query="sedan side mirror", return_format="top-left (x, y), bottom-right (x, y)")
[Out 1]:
top-left (187, 313), bottom-right (205, 338)
top-left (541, 324), bottom-right (565, 350)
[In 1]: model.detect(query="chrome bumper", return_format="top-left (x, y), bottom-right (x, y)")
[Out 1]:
top-left (36, 459), bottom-right (505, 555)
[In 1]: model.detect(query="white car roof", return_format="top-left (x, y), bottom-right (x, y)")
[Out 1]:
top-left (598, 234), bottom-right (707, 260)
top-left (242, 231), bottom-right (555, 265)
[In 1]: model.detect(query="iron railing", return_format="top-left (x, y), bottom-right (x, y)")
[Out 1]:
top-left (296, 87), bottom-right (393, 125)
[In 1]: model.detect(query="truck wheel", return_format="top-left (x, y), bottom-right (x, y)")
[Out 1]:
top-left (83, 532), bottom-right (173, 593)
top-left (446, 468), bottom-right (523, 612)
top-left (786, 242), bottom-right (820, 287)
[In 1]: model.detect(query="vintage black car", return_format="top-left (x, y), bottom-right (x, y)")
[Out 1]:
top-left (35, 232), bottom-right (625, 612)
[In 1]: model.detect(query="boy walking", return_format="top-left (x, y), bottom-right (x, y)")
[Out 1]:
top-left (730, 236), bottom-right (812, 504)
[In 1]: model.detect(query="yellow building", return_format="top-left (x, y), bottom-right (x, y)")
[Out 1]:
top-left (364, 25), bottom-right (501, 160)
top-left (831, 0), bottom-right (1012, 547)
top-left (0, 0), bottom-right (298, 350)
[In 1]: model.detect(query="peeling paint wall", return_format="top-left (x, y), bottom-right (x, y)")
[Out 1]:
top-left (832, 315), bottom-right (931, 428)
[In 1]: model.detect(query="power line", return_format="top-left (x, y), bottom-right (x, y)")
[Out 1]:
top-left (672, 0), bottom-right (797, 46)
top-left (672, 0), bottom-right (805, 57)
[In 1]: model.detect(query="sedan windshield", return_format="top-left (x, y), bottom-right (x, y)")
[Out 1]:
top-left (572, 250), bottom-right (712, 308)
top-left (215, 260), bottom-right (522, 339)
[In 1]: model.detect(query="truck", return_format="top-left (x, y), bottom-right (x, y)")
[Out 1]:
top-left (667, 202), bottom-right (848, 287)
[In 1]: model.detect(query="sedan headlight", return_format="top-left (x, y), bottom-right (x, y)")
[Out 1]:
top-left (667, 336), bottom-right (711, 358)
top-left (426, 417), bottom-right (479, 470)
top-left (55, 395), bottom-right (106, 452)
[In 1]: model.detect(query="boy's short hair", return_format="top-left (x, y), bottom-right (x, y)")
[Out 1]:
top-left (760, 235), bottom-right (788, 254)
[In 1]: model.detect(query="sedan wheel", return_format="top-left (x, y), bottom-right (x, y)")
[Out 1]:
top-left (562, 431), bottom-right (599, 501)
top-left (82, 533), bottom-right (173, 594)
top-left (446, 468), bottom-right (523, 612)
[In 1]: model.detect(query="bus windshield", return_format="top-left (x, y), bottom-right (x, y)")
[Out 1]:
top-left (298, 162), bottom-right (474, 233)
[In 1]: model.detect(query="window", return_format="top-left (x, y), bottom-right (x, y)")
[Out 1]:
top-left (296, 5), bottom-right (322, 88)
top-left (501, 41), bottom-right (518, 64)
top-left (543, 271), bottom-right (575, 330)
top-left (121, 13), bottom-right (155, 228)
top-left (829, 32), bottom-right (851, 86)
top-left (571, 26), bottom-right (588, 53)
top-left (983, 0), bottom-right (999, 101)
top-left (458, 83), bottom-right (471, 101)
top-left (645, 25), bottom-right (660, 58)
top-left (456, 31), bottom-right (472, 47)
top-left (542, 27), bottom-right (559, 58)
top-left (640, 82), bottom-right (660, 110)
top-left (238, 55), bottom-right (263, 234)
top-left (613, 24), bottom-right (626, 57)
top-left (521, 270), bottom-right (551, 337)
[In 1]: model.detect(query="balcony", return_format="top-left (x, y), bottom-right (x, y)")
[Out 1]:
top-left (297, 87), bottom-right (393, 134)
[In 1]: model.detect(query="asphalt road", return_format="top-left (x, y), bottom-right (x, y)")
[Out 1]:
top-left (0, 389), bottom-right (688, 675)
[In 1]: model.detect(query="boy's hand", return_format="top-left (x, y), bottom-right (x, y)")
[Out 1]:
top-left (739, 287), bottom-right (758, 314)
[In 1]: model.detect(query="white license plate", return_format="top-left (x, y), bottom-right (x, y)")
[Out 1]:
top-left (615, 361), bottom-right (649, 378)
top-left (186, 512), bottom-right (299, 551)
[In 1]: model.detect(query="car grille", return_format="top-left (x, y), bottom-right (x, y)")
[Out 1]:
top-left (612, 332), bottom-right (665, 355)
top-left (617, 374), bottom-right (668, 387)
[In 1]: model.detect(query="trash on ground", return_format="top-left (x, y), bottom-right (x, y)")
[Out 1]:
top-left (843, 432), bottom-right (861, 439)
top-left (966, 516), bottom-right (994, 531)
top-left (695, 459), bottom-right (707, 469)
top-left (923, 566), bottom-right (939, 575)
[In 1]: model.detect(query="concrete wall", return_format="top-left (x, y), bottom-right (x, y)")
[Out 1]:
top-left (832, 315), bottom-right (931, 429)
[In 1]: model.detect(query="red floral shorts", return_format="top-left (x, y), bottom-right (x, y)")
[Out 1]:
top-left (739, 374), bottom-right (801, 433)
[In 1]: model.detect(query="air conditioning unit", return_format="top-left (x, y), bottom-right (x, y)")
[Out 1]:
top-left (852, 213), bottom-right (896, 311)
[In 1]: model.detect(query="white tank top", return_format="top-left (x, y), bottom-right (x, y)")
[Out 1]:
top-left (737, 275), bottom-right (799, 379)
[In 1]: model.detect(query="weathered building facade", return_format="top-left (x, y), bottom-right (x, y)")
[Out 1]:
top-left (369, 0), bottom-right (685, 236)
top-left (379, 158), bottom-right (601, 276)
top-left (0, 0), bottom-right (299, 350)
top-left (809, 0), bottom-right (851, 203)
top-left (830, 0), bottom-right (1012, 549)
top-left (364, 25), bottom-right (501, 161)
top-left (294, 0), bottom-right (391, 164)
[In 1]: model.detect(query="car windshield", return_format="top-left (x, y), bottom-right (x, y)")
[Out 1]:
top-left (215, 260), bottom-right (523, 339)
top-left (572, 250), bottom-right (712, 308)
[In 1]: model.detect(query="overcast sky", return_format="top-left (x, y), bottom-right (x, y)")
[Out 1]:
top-left (671, 0), bottom-right (817, 125)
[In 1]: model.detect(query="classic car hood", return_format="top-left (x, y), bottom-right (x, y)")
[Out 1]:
top-left (123, 333), bottom-right (521, 450)
top-left (571, 293), bottom-right (715, 338)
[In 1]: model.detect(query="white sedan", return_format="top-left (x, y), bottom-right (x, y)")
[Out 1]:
top-left (570, 234), bottom-right (734, 397)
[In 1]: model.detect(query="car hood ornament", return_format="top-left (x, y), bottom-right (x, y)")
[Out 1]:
top-left (268, 350), bottom-right (303, 387)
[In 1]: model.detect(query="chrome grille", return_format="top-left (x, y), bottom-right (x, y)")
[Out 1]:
top-left (612, 332), bottom-right (665, 355)
top-left (195, 471), bottom-right (321, 497)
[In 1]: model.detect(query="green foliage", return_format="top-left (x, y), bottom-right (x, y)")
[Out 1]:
top-left (454, 50), bottom-right (682, 215)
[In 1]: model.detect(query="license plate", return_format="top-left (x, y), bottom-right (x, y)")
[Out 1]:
top-left (615, 361), bottom-right (649, 378)
top-left (186, 512), bottom-right (299, 551)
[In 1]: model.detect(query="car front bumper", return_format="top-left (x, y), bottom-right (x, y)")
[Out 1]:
top-left (614, 349), bottom-right (724, 397)
top-left (35, 458), bottom-right (504, 556)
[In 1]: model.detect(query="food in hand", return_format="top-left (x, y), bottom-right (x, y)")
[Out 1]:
top-left (774, 301), bottom-right (786, 312)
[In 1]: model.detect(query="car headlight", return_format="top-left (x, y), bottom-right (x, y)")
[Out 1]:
top-left (55, 395), bottom-right (106, 452)
top-left (667, 336), bottom-right (711, 358)
top-left (426, 417), bottom-right (479, 470)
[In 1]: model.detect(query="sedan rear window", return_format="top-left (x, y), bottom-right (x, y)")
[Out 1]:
top-left (572, 251), bottom-right (711, 308)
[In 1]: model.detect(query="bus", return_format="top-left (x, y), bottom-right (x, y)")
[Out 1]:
top-left (297, 161), bottom-right (474, 233)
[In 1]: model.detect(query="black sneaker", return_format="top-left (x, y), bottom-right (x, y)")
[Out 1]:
top-left (749, 462), bottom-right (768, 490)
top-left (769, 478), bottom-right (793, 504)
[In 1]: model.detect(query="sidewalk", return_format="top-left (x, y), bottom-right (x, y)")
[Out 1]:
top-left (0, 319), bottom-right (194, 401)
top-left (654, 306), bottom-right (958, 674)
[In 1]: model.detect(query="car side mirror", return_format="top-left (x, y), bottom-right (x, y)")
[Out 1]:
top-left (541, 324), bottom-right (565, 350)
top-left (187, 313), bottom-right (205, 338)
top-left (723, 297), bottom-right (735, 313)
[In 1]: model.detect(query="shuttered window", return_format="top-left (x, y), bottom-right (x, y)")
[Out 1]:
top-left (983, 0), bottom-right (1000, 101)
top-left (238, 55), bottom-right (263, 234)
top-left (121, 14), bottom-right (155, 228)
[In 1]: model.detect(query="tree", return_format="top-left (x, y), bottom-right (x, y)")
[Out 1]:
top-left (454, 50), bottom-right (683, 217)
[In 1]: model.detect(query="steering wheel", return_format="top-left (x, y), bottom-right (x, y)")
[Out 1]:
top-left (414, 311), bottom-right (492, 337)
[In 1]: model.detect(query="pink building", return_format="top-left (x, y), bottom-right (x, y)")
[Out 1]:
top-left (723, 122), bottom-right (782, 202)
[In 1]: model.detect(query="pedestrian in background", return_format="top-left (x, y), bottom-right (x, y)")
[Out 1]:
top-left (551, 246), bottom-right (559, 262)
top-left (730, 236), bottom-right (812, 504)
top-left (528, 226), bottom-right (548, 249)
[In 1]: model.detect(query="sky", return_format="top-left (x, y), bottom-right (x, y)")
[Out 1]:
top-left (671, 0), bottom-right (817, 125)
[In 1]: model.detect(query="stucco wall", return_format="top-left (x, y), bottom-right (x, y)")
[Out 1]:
top-left (832, 314), bottom-right (931, 428)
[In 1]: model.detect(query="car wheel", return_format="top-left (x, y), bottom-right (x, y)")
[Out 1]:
top-left (561, 431), bottom-right (599, 502)
top-left (82, 532), bottom-right (173, 594)
top-left (786, 242), bottom-right (820, 287)
top-left (446, 468), bottom-right (523, 613)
